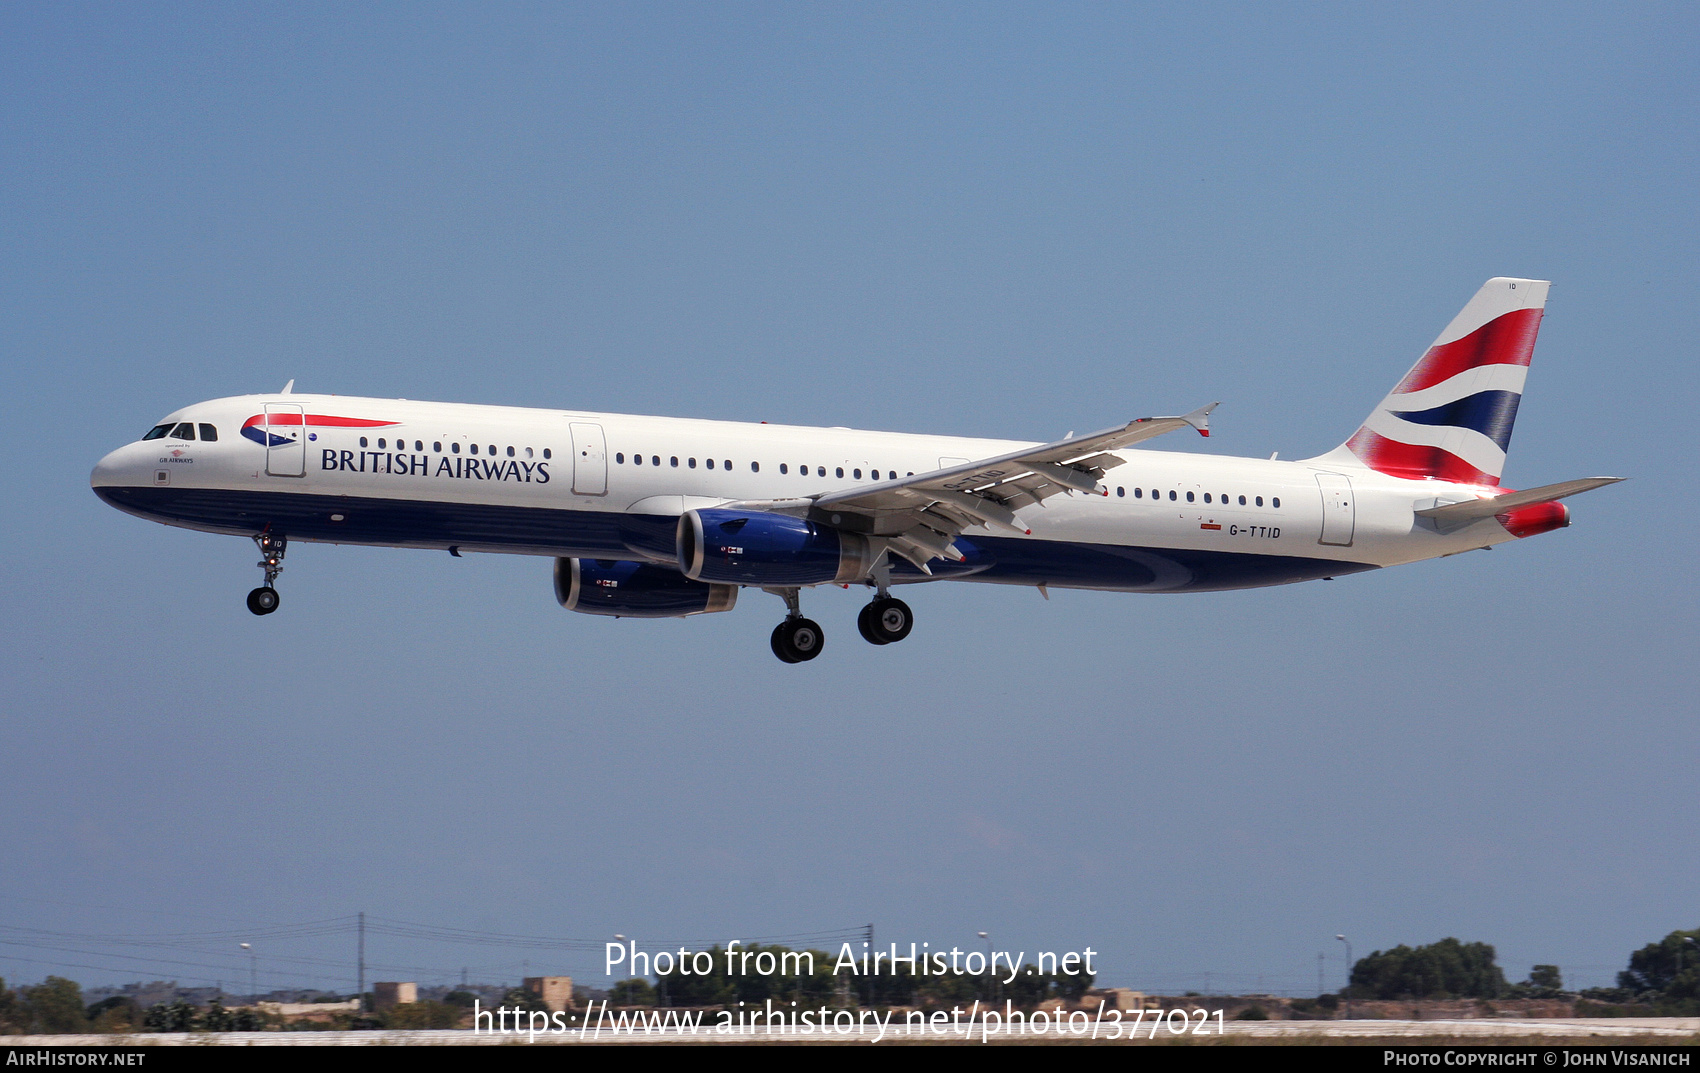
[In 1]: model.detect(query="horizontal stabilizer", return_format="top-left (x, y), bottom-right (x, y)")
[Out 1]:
top-left (1414, 476), bottom-right (1624, 523)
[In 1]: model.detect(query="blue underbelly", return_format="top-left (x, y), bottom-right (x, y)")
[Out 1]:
top-left (94, 486), bottom-right (1375, 592)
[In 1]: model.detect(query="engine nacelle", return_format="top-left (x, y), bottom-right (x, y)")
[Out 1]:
top-left (678, 509), bottom-right (876, 586)
top-left (555, 558), bottom-right (738, 618)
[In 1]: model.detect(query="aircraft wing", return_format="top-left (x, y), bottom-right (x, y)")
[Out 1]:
top-left (726, 403), bottom-right (1217, 572)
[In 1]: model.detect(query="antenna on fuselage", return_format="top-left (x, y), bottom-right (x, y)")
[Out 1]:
top-left (280, 379), bottom-right (294, 394)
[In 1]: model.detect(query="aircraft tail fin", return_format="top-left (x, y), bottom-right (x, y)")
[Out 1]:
top-left (1314, 277), bottom-right (1549, 485)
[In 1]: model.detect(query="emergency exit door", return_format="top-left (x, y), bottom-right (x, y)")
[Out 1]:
top-left (570, 422), bottom-right (608, 496)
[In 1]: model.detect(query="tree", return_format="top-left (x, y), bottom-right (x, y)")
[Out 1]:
top-left (1528, 965), bottom-right (1562, 991)
top-left (201, 999), bottom-right (233, 1032)
top-left (0, 978), bottom-right (27, 1033)
top-left (1617, 928), bottom-right (1700, 999)
top-left (609, 978), bottom-right (656, 1006)
top-left (86, 997), bottom-right (141, 1033)
top-left (143, 999), bottom-right (198, 1031)
top-left (381, 1001), bottom-right (460, 1029)
top-left (24, 977), bottom-right (87, 1034)
top-left (1348, 938), bottom-right (1507, 1000)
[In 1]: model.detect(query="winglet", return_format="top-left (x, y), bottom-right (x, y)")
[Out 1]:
top-left (1184, 402), bottom-right (1219, 437)
top-left (281, 379), bottom-right (295, 395)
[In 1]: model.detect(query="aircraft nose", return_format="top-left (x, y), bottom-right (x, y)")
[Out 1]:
top-left (91, 443), bottom-right (144, 490)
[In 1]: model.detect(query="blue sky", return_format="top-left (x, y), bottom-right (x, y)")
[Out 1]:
top-left (2, 3), bottom-right (1696, 996)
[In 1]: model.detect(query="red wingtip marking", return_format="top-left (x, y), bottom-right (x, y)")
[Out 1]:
top-left (1199, 430), bottom-right (1210, 437)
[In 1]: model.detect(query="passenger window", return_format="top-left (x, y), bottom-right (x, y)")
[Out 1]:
top-left (688, 458), bottom-right (697, 469)
top-left (651, 456), bottom-right (659, 466)
top-left (1272, 497), bottom-right (1281, 508)
top-left (1117, 487), bottom-right (1125, 497)
top-left (1255, 496), bottom-right (1263, 506)
top-left (472, 444), bottom-right (481, 455)
top-left (172, 422), bottom-right (195, 440)
top-left (724, 460), bottom-right (731, 470)
top-left (525, 447), bottom-right (533, 458)
top-left (360, 436), bottom-right (369, 448)
top-left (415, 441), bottom-right (423, 452)
top-left (1186, 491), bottom-right (1194, 502)
top-left (1135, 487), bottom-right (1143, 498)
top-left (1238, 495), bottom-right (1246, 505)
top-left (780, 463), bottom-right (788, 474)
top-left (507, 446), bottom-right (515, 457)
top-left (543, 449), bottom-right (552, 459)
top-left (705, 458), bottom-right (714, 469)
top-left (853, 468), bottom-right (861, 479)
top-left (488, 445), bottom-right (495, 456)
top-left (633, 454), bottom-right (642, 465)
top-left (1203, 493), bottom-right (1211, 504)
top-left (671, 456), bottom-right (678, 467)
top-left (751, 462), bottom-right (760, 473)
top-left (1168, 490), bottom-right (1176, 501)
top-left (836, 467), bottom-right (844, 478)
top-left (453, 442), bottom-right (462, 453)
top-left (616, 453), bottom-right (625, 464)
top-left (199, 424), bottom-right (218, 442)
top-left (817, 466), bottom-right (826, 477)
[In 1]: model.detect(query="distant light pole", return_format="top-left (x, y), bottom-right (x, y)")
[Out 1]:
top-left (1335, 935), bottom-right (1352, 1019)
top-left (613, 935), bottom-right (628, 1006)
top-left (239, 943), bottom-right (256, 1007)
top-left (977, 932), bottom-right (992, 1001)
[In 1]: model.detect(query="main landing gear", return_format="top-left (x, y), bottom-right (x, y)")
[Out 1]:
top-left (857, 596), bottom-right (914, 646)
top-left (857, 556), bottom-right (913, 647)
top-left (246, 531), bottom-right (286, 616)
top-left (768, 587), bottom-right (824, 664)
top-left (765, 580), bottom-right (919, 663)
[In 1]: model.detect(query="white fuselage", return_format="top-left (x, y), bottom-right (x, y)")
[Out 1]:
top-left (92, 393), bottom-right (1527, 594)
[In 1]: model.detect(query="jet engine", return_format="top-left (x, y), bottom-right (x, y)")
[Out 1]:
top-left (554, 558), bottom-right (738, 618)
top-left (677, 508), bottom-right (876, 586)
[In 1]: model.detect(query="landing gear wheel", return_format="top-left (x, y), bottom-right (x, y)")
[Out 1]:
top-left (771, 617), bottom-right (825, 663)
top-left (770, 622), bottom-right (800, 663)
top-left (858, 603), bottom-right (890, 645)
top-left (862, 596), bottom-right (913, 644)
top-left (246, 587), bottom-right (280, 616)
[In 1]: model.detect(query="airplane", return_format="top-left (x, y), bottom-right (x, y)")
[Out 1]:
top-left (92, 277), bottom-right (1621, 663)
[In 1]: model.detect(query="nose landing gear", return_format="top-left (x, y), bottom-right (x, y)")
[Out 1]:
top-left (247, 531), bottom-right (286, 616)
top-left (766, 587), bottom-right (824, 663)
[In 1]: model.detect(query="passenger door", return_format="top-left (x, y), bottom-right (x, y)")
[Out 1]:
top-left (264, 404), bottom-right (306, 477)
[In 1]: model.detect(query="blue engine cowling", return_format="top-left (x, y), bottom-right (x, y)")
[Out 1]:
top-left (555, 558), bottom-right (738, 618)
top-left (678, 508), bottom-right (876, 586)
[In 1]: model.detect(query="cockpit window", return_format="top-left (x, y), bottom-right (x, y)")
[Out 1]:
top-left (171, 422), bottom-right (196, 440)
top-left (198, 423), bottom-right (218, 442)
top-left (142, 424), bottom-right (173, 441)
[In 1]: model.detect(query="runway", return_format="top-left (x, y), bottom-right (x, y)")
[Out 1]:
top-left (5, 1018), bottom-right (1697, 1045)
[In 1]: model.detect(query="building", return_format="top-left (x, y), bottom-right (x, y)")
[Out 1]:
top-left (372, 981), bottom-right (417, 1009)
top-left (523, 976), bottom-right (575, 1013)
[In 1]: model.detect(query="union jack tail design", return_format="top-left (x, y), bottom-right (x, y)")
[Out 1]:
top-left (1320, 277), bottom-right (1549, 486)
